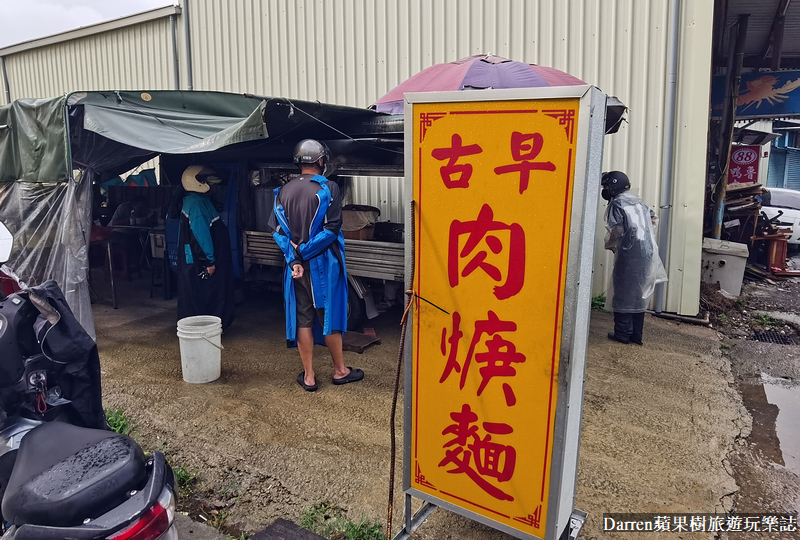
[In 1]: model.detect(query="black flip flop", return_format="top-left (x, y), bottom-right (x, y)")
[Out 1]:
top-left (297, 372), bottom-right (318, 392)
top-left (333, 367), bottom-right (364, 385)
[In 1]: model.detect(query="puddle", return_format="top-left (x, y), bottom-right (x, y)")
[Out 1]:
top-left (761, 373), bottom-right (800, 477)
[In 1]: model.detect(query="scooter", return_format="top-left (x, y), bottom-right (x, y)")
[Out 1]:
top-left (0, 221), bottom-right (178, 539)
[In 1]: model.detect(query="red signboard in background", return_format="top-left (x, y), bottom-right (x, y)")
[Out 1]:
top-left (728, 145), bottom-right (760, 184)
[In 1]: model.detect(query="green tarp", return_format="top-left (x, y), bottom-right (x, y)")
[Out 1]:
top-left (0, 97), bottom-right (70, 183)
top-left (72, 90), bottom-right (268, 155)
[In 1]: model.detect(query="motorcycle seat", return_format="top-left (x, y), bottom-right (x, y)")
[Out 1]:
top-left (1, 421), bottom-right (146, 527)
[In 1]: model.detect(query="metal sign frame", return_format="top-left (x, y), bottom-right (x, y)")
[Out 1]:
top-left (398, 86), bottom-right (606, 540)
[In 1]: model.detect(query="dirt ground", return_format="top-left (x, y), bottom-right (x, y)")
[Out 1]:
top-left (90, 271), bottom-right (798, 539)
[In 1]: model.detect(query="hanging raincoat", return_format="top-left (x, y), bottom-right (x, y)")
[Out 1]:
top-left (604, 191), bottom-right (667, 313)
top-left (177, 192), bottom-right (235, 329)
top-left (271, 174), bottom-right (348, 345)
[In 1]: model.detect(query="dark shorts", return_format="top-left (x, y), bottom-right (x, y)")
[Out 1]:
top-left (294, 262), bottom-right (326, 328)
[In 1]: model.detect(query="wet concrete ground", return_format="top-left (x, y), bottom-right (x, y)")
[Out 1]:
top-left (89, 271), bottom-right (798, 539)
top-left (720, 277), bottom-right (800, 538)
top-left (762, 375), bottom-right (800, 483)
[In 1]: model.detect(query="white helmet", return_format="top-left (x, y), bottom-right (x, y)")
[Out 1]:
top-left (181, 165), bottom-right (217, 193)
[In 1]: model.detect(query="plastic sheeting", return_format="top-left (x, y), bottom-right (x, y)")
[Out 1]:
top-left (0, 175), bottom-right (95, 339)
top-left (604, 191), bottom-right (668, 313)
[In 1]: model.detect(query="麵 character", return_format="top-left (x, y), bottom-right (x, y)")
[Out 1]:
top-left (439, 404), bottom-right (517, 501)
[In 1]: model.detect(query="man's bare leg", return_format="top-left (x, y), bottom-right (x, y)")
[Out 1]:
top-left (297, 327), bottom-right (316, 386)
top-left (325, 331), bottom-right (350, 379)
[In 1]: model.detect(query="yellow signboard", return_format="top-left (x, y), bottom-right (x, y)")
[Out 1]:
top-left (410, 98), bottom-right (580, 537)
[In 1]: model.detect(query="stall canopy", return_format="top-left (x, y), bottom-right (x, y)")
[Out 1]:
top-left (0, 90), bottom-right (392, 337)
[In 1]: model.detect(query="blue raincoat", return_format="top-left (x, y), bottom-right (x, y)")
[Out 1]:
top-left (271, 175), bottom-right (348, 345)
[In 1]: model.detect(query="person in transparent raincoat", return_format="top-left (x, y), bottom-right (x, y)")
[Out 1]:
top-left (602, 171), bottom-right (667, 345)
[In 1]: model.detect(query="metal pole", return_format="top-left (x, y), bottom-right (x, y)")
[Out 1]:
top-left (170, 14), bottom-right (180, 90)
top-left (654, 0), bottom-right (681, 313)
top-left (771, 6), bottom-right (786, 71)
top-left (183, 0), bottom-right (194, 90)
top-left (712, 14), bottom-right (749, 239)
top-left (0, 56), bottom-right (10, 103)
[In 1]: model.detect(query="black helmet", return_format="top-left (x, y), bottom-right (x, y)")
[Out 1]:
top-left (601, 171), bottom-right (631, 201)
top-left (293, 139), bottom-right (329, 165)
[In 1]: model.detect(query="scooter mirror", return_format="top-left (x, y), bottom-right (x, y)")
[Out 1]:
top-left (0, 221), bottom-right (13, 264)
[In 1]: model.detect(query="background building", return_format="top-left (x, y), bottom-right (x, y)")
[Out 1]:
top-left (0, 0), bottom-right (715, 315)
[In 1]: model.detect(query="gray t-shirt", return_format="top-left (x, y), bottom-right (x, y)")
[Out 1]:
top-left (270, 174), bottom-right (342, 246)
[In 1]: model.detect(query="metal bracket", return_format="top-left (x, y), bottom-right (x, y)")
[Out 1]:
top-left (347, 274), bottom-right (367, 298)
top-left (392, 498), bottom-right (437, 540)
top-left (562, 509), bottom-right (588, 540)
top-left (347, 274), bottom-right (379, 319)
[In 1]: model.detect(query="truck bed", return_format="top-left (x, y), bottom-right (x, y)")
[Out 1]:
top-left (242, 231), bottom-right (405, 282)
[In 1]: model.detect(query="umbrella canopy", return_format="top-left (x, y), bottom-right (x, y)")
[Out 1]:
top-left (372, 54), bottom-right (586, 114)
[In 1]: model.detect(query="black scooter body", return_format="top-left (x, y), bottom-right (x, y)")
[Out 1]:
top-left (0, 283), bottom-right (176, 538)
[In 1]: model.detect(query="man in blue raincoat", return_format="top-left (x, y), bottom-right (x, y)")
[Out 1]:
top-left (270, 140), bottom-right (364, 392)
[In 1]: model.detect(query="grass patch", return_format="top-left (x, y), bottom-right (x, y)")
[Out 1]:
top-left (159, 440), bottom-right (200, 495)
top-left (173, 465), bottom-right (200, 494)
top-left (718, 313), bottom-right (728, 324)
top-left (300, 502), bottom-right (383, 540)
top-left (753, 313), bottom-right (777, 327)
top-left (202, 508), bottom-right (230, 531)
top-left (720, 343), bottom-right (731, 351)
top-left (591, 293), bottom-right (607, 312)
top-left (105, 408), bottom-right (131, 435)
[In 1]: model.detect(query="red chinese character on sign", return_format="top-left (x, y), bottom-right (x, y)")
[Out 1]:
top-left (440, 310), bottom-right (525, 406)
top-left (431, 134), bottom-right (483, 188)
top-left (440, 311), bottom-right (464, 384)
top-left (448, 204), bottom-right (525, 300)
top-left (475, 333), bottom-right (526, 398)
top-left (439, 404), bottom-right (517, 501)
top-left (494, 132), bottom-right (556, 194)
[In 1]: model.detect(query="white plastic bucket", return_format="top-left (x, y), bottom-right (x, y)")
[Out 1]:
top-left (176, 315), bottom-right (223, 383)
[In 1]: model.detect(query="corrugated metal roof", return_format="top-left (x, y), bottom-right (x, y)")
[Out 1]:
top-left (721, 0), bottom-right (800, 61)
top-left (0, 6), bottom-right (180, 57)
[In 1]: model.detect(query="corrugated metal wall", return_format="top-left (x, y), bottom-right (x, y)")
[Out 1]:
top-left (787, 150), bottom-right (800, 190)
top-left (768, 148), bottom-right (787, 187)
top-left (660, 0), bottom-right (714, 315)
top-left (3, 18), bottom-right (176, 100)
top-left (0, 58), bottom-right (8, 106)
top-left (189, 0), bottom-right (712, 314)
top-left (1, 0), bottom-right (714, 314)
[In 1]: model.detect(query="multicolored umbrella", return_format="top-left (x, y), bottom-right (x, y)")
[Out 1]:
top-left (372, 54), bottom-right (586, 114)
